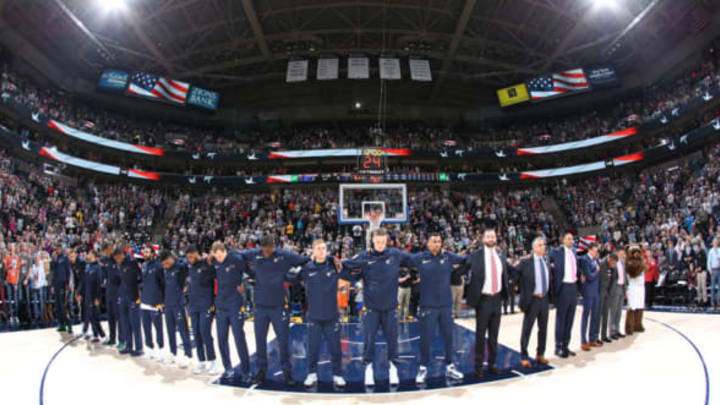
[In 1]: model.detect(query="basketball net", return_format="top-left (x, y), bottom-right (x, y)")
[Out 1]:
top-left (364, 209), bottom-right (385, 249)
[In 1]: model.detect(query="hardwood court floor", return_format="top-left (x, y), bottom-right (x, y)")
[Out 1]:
top-left (1, 309), bottom-right (715, 405)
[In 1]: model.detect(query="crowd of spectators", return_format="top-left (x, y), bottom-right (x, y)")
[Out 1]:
top-left (0, 138), bottom-right (718, 327)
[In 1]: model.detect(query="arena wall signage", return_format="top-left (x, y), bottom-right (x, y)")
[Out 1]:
top-left (6, 115), bottom-right (719, 186)
top-left (95, 69), bottom-right (220, 110)
top-left (584, 64), bottom-right (620, 87)
top-left (497, 65), bottom-right (620, 107)
top-left (97, 69), bottom-right (130, 90)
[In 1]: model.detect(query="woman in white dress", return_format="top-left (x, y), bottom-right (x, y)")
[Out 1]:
top-left (625, 244), bottom-right (647, 334)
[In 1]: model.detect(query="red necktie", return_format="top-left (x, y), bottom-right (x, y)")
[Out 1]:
top-left (491, 250), bottom-right (498, 294)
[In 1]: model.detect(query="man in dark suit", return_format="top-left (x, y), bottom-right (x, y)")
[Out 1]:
top-left (549, 232), bottom-right (579, 358)
top-left (462, 228), bottom-right (516, 377)
top-left (518, 237), bottom-right (551, 368)
top-left (579, 243), bottom-right (602, 351)
top-left (598, 253), bottom-right (619, 343)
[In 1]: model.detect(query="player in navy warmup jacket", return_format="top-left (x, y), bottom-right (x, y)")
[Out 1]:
top-left (100, 243), bottom-right (121, 346)
top-left (140, 246), bottom-right (165, 362)
top-left (158, 250), bottom-right (193, 368)
top-left (50, 245), bottom-right (71, 333)
top-left (341, 227), bottom-right (415, 387)
top-left (410, 233), bottom-right (467, 384)
top-left (287, 239), bottom-right (349, 388)
top-left (78, 250), bottom-right (105, 342)
top-left (236, 235), bottom-right (313, 386)
top-left (114, 248), bottom-right (143, 356)
top-left (186, 245), bottom-right (219, 375)
top-left (210, 242), bottom-right (251, 380)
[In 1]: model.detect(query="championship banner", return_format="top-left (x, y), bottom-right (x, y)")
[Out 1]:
top-left (409, 57), bottom-right (432, 82)
top-left (348, 54), bottom-right (369, 79)
top-left (316, 56), bottom-right (339, 80)
top-left (379, 56), bottom-right (401, 80)
top-left (97, 69), bottom-right (130, 90)
top-left (286, 58), bottom-right (309, 83)
top-left (496, 83), bottom-right (530, 107)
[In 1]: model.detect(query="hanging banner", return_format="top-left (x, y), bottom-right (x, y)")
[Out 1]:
top-left (316, 56), bottom-right (339, 80)
top-left (409, 57), bottom-right (432, 82)
top-left (585, 64), bottom-right (620, 87)
top-left (348, 54), bottom-right (369, 79)
top-left (97, 69), bottom-right (130, 90)
top-left (286, 59), bottom-right (309, 83)
top-left (379, 56), bottom-right (401, 80)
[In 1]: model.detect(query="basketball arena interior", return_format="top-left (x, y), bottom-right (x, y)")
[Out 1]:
top-left (0, 1), bottom-right (718, 404)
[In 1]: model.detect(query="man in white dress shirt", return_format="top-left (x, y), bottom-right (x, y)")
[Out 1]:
top-left (609, 248), bottom-right (627, 339)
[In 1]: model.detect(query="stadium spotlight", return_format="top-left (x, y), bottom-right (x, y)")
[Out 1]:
top-left (98, 0), bottom-right (127, 12)
top-left (595, 0), bottom-right (617, 8)
top-left (354, 101), bottom-right (362, 109)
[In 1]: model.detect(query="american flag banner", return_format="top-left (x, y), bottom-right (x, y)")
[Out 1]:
top-left (527, 68), bottom-right (590, 101)
top-left (127, 72), bottom-right (189, 104)
top-left (575, 235), bottom-right (597, 252)
top-left (126, 242), bottom-right (144, 259)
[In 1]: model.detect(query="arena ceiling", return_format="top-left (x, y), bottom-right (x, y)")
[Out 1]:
top-left (1, 0), bottom-right (715, 108)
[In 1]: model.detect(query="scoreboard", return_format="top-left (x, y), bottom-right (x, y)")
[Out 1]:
top-left (357, 148), bottom-right (386, 182)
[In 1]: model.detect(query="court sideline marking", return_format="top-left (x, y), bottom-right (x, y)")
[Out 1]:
top-left (39, 335), bottom-right (82, 405)
top-left (646, 317), bottom-right (710, 405)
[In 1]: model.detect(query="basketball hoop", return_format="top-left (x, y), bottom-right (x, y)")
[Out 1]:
top-left (364, 209), bottom-right (385, 232)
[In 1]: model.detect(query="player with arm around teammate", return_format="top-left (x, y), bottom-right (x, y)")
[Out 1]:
top-left (341, 227), bottom-right (415, 387)
top-left (158, 250), bottom-right (193, 368)
top-left (209, 242), bottom-right (251, 380)
top-left (287, 239), bottom-right (349, 388)
top-left (236, 235), bottom-right (313, 386)
top-left (413, 233), bottom-right (467, 384)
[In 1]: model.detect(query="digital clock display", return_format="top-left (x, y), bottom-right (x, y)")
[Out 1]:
top-left (358, 148), bottom-right (385, 175)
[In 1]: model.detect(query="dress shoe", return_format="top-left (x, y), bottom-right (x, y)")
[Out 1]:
top-left (520, 359), bottom-right (532, 368)
top-left (474, 367), bottom-right (484, 378)
top-left (602, 337), bottom-right (613, 343)
top-left (488, 366), bottom-right (502, 375)
top-left (567, 350), bottom-right (577, 356)
top-left (617, 333), bottom-right (626, 338)
top-left (590, 341), bottom-right (603, 347)
top-left (581, 343), bottom-right (591, 351)
top-left (535, 356), bottom-right (550, 365)
top-left (610, 334), bottom-right (619, 340)
top-left (556, 349), bottom-right (568, 358)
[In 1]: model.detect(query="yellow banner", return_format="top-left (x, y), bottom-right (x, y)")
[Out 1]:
top-left (497, 83), bottom-right (530, 107)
